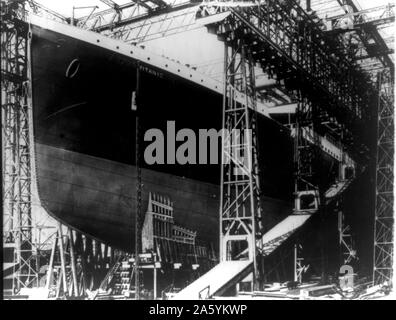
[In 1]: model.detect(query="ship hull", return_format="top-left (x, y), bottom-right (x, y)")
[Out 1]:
top-left (35, 143), bottom-right (292, 252)
top-left (31, 24), bottom-right (295, 252)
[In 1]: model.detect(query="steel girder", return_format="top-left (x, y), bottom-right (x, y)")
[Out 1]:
top-left (219, 37), bottom-right (263, 289)
top-left (198, 0), bottom-right (379, 158)
top-left (373, 69), bottom-right (394, 287)
top-left (1, 0), bottom-right (38, 292)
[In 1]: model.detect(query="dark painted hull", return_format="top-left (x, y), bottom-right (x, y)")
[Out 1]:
top-left (31, 25), bottom-right (294, 252)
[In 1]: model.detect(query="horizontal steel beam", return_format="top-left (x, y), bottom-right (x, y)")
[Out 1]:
top-left (92, 2), bottom-right (195, 32)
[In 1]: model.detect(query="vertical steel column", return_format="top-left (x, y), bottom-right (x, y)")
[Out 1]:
top-left (293, 92), bottom-right (323, 278)
top-left (338, 209), bottom-right (357, 265)
top-left (1, 1), bottom-right (38, 292)
top-left (373, 70), bottom-right (394, 287)
top-left (293, 244), bottom-right (307, 283)
top-left (220, 38), bottom-right (263, 289)
top-left (294, 95), bottom-right (318, 196)
top-left (337, 142), bottom-right (358, 269)
top-left (134, 64), bottom-right (142, 299)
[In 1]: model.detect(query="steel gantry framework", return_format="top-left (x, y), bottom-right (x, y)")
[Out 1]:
top-left (320, 0), bottom-right (394, 76)
top-left (219, 37), bottom-right (263, 289)
top-left (197, 0), bottom-right (382, 283)
top-left (373, 68), bottom-right (394, 287)
top-left (293, 95), bottom-right (320, 203)
top-left (77, 1), bottom-right (198, 44)
top-left (327, 3), bottom-right (395, 32)
top-left (75, 0), bottom-right (191, 31)
top-left (198, 0), bottom-right (378, 158)
top-left (1, 0), bottom-right (38, 291)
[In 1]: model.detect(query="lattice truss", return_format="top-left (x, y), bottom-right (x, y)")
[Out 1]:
top-left (373, 68), bottom-right (394, 286)
top-left (220, 38), bottom-right (263, 281)
top-left (196, 0), bottom-right (379, 200)
top-left (195, 0), bottom-right (391, 281)
top-left (78, 0), bottom-right (197, 42)
top-left (1, 1), bottom-right (40, 291)
top-left (310, 0), bottom-right (394, 77)
top-left (294, 96), bottom-right (320, 194)
top-left (338, 208), bottom-right (358, 265)
top-left (199, 1), bottom-right (379, 142)
top-left (24, 0), bottom-right (199, 43)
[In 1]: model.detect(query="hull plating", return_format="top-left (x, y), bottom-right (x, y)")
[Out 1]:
top-left (31, 25), bottom-right (294, 251)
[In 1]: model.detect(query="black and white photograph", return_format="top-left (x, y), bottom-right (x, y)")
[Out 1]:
top-left (1, 0), bottom-right (394, 303)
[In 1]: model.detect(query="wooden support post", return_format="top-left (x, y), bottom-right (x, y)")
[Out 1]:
top-left (45, 233), bottom-right (58, 292)
top-left (294, 244), bottom-right (298, 282)
top-left (78, 233), bottom-right (88, 292)
top-left (153, 265), bottom-right (157, 300)
top-left (58, 224), bottom-right (68, 296)
top-left (55, 269), bottom-right (63, 299)
top-left (69, 229), bottom-right (79, 297)
top-left (104, 245), bottom-right (109, 268)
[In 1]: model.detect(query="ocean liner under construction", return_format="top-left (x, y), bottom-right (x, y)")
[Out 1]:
top-left (29, 10), bottom-right (358, 283)
top-left (30, 17), bottom-right (299, 251)
top-left (3, 0), bottom-right (393, 300)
